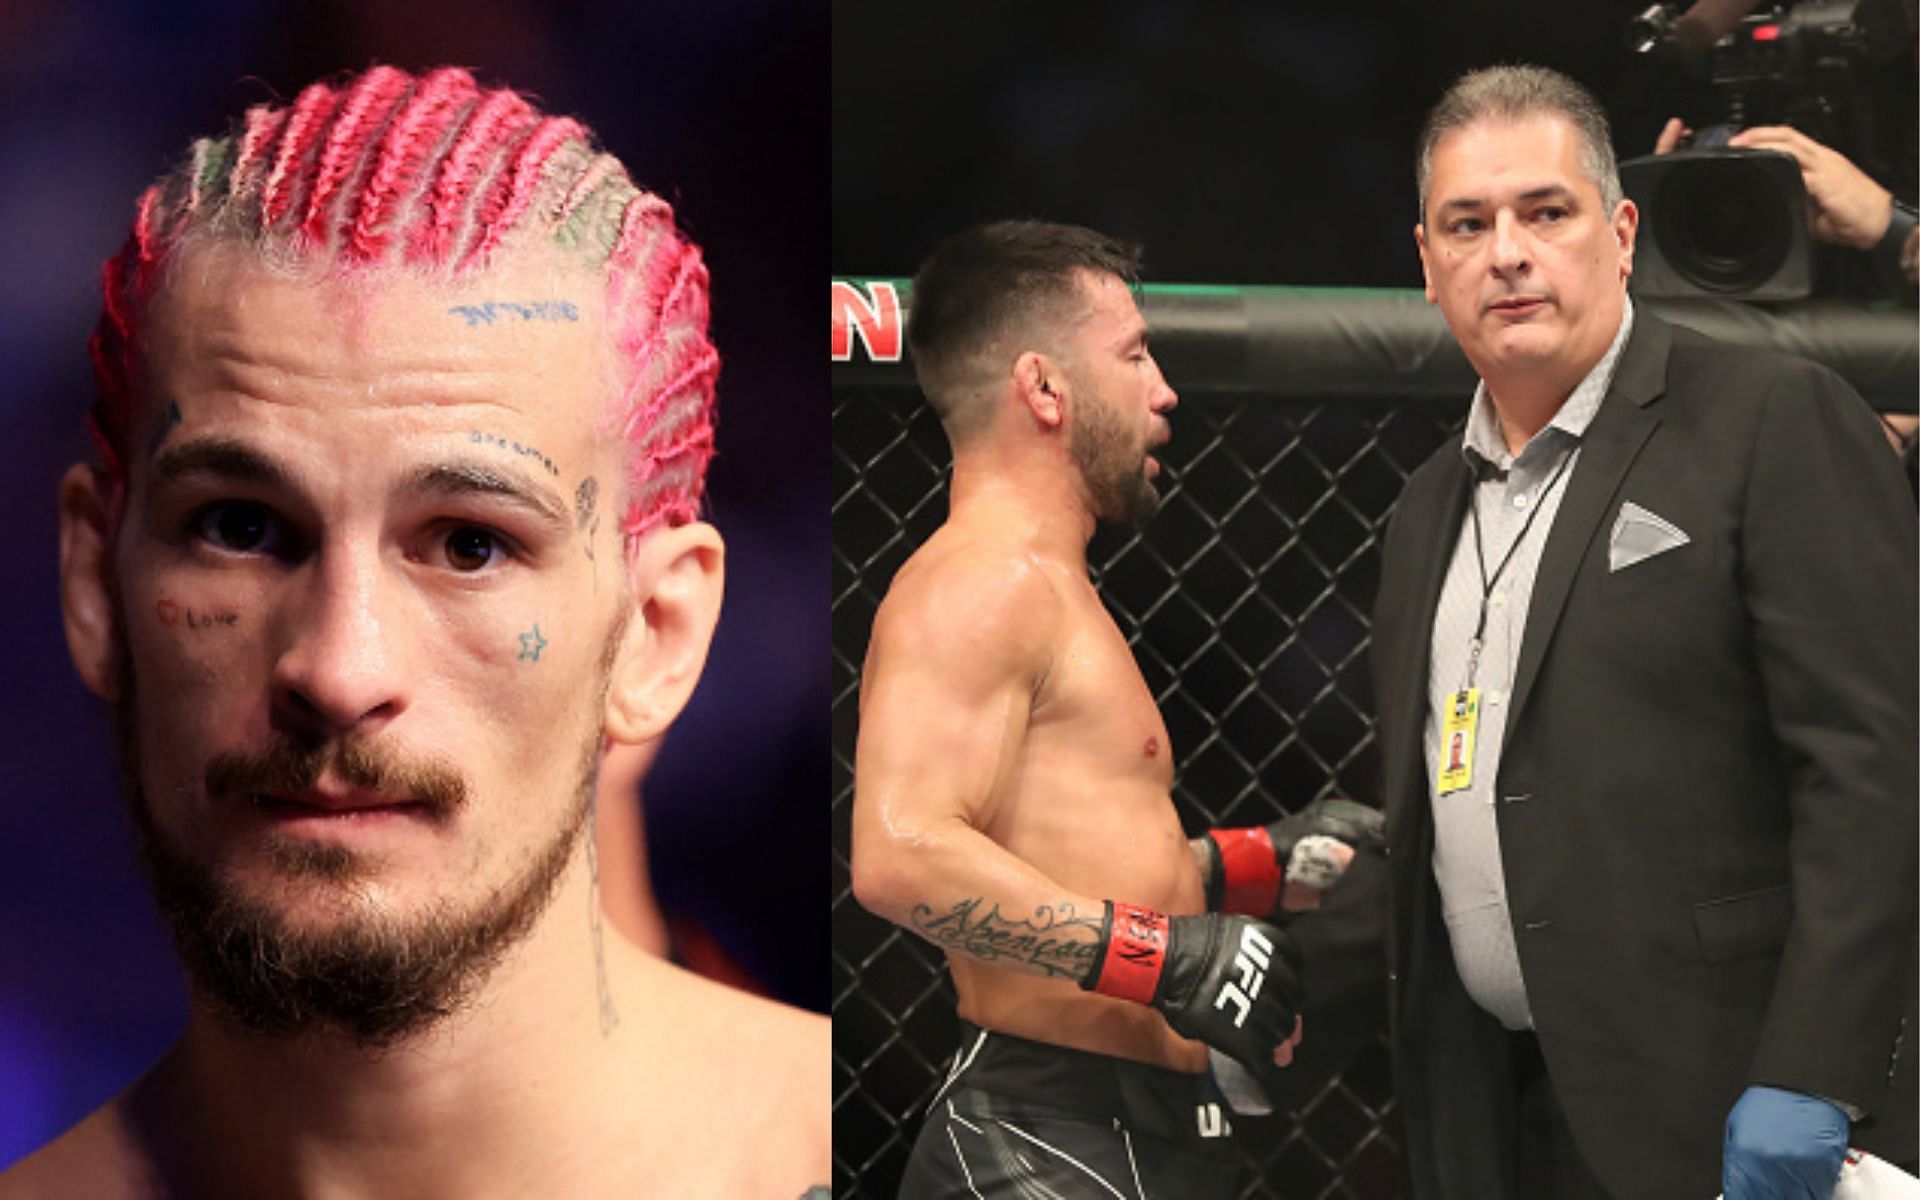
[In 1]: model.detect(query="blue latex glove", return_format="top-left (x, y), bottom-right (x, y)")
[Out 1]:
top-left (1723, 1086), bottom-right (1849, 1200)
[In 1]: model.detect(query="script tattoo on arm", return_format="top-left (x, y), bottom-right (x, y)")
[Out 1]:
top-left (907, 898), bottom-right (1105, 981)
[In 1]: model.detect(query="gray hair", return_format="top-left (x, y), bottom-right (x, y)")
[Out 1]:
top-left (1416, 65), bottom-right (1623, 220)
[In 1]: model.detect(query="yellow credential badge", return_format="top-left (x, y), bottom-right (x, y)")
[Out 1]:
top-left (1436, 688), bottom-right (1480, 796)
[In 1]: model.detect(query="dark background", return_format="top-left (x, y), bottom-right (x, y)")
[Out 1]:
top-left (833, 0), bottom-right (1915, 285)
top-left (0, 0), bottom-right (827, 1166)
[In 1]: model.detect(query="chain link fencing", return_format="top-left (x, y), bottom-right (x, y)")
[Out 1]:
top-left (829, 282), bottom-right (1919, 1198)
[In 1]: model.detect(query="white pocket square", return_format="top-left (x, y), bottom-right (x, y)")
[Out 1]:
top-left (1609, 501), bottom-right (1690, 572)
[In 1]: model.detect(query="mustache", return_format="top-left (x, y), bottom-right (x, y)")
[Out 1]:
top-left (205, 737), bottom-right (469, 815)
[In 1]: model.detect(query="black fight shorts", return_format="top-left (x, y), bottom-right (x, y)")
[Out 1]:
top-left (898, 1022), bottom-right (1242, 1199)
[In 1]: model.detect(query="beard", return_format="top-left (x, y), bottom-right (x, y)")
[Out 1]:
top-left (1071, 392), bottom-right (1160, 526)
top-left (111, 644), bottom-right (605, 1049)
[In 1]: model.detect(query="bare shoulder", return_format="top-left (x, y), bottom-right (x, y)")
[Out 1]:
top-left (870, 526), bottom-right (1067, 680)
top-left (0, 1097), bottom-right (159, 1200)
top-left (716, 986), bottom-right (829, 1186)
top-left (643, 969), bottom-right (828, 1195)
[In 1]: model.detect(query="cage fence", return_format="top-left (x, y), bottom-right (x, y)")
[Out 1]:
top-left (829, 283), bottom-right (1918, 1198)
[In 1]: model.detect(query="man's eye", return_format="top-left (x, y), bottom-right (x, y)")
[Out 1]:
top-left (443, 526), bottom-right (507, 572)
top-left (1449, 218), bottom-right (1484, 236)
top-left (1534, 206), bottom-right (1568, 223)
top-left (193, 501), bottom-right (283, 555)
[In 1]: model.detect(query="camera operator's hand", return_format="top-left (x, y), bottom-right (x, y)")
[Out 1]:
top-left (1727, 125), bottom-right (1894, 251)
top-left (1654, 117), bottom-right (1692, 155)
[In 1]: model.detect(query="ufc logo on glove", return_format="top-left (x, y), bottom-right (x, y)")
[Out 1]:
top-left (1213, 925), bottom-right (1274, 1027)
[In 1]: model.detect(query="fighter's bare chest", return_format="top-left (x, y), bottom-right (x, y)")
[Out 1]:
top-left (1028, 603), bottom-right (1174, 787)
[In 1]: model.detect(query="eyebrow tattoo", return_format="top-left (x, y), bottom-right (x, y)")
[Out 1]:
top-left (403, 460), bottom-right (572, 531)
top-left (468, 429), bottom-right (560, 478)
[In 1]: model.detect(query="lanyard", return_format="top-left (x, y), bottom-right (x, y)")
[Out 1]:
top-left (1464, 445), bottom-right (1577, 688)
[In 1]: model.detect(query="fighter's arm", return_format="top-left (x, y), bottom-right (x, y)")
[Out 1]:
top-left (1188, 800), bottom-right (1386, 917)
top-left (851, 552), bottom-right (1306, 1093)
top-left (850, 552), bottom-right (1106, 982)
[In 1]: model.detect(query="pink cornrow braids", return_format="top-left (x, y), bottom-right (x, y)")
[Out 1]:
top-left (258, 82), bottom-right (344, 232)
top-left (555, 152), bottom-right (623, 226)
top-left (461, 115), bottom-right (586, 272)
top-left (228, 104), bottom-right (291, 204)
top-left (299, 65), bottom-right (413, 251)
top-left (604, 204), bottom-right (718, 537)
top-left (347, 67), bottom-right (480, 263)
top-left (414, 87), bottom-right (534, 266)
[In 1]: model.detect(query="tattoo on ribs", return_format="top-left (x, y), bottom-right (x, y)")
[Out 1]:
top-left (908, 898), bottom-right (1103, 978)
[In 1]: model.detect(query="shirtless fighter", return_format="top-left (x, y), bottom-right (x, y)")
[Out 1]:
top-left (4, 66), bottom-right (825, 1198)
top-left (852, 220), bottom-right (1383, 1196)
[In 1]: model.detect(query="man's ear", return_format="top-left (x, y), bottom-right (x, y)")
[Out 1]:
top-left (1414, 224), bottom-right (1437, 303)
top-left (603, 521), bottom-right (725, 745)
top-left (1013, 350), bottom-right (1064, 430)
top-left (1612, 198), bottom-right (1640, 280)
top-left (58, 463), bottom-right (121, 701)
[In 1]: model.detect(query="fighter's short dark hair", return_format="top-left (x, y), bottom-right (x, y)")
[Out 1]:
top-left (906, 220), bottom-right (1141, 428)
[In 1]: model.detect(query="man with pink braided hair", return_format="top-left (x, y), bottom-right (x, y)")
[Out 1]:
top-left (3, 64), bottom-right (826, 1197)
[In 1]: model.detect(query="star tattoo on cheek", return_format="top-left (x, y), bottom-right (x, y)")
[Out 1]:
top-left (517, 623), bottom-right (549, 662)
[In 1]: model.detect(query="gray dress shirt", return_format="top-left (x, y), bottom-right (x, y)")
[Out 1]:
top-left (1423, 302), bottom-right (1635, 1030)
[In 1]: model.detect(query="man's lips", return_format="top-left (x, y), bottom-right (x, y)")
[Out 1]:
top-left (1487, 295), bottom-right (1549, 317)
top-left (247, 789), bottom-right (425, 816)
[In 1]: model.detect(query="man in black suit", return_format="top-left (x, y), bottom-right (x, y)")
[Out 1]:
top-left (1371, 65), bottom-right (1917, 1199)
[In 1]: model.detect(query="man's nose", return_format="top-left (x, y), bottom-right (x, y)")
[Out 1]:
top-left (269, 545), bottom-right (411, 735)
top-left (1149, 357), bottom-right (1178, 414)
top-left (1491, 210), bottom-right (1530, 277)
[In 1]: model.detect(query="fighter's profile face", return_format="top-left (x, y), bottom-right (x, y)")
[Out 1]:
top-left (1062, 271), bottom-right (1178, 526)
top-left (1417, 114), bottom-right (1637, 385)
top-left (93, 240), bottom-right (635, 1038)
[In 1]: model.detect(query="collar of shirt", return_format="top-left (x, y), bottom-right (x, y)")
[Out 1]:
top-left (1459, 298), bottom-right (1637, 476)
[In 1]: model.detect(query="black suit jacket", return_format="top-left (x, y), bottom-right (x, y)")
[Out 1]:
top-left (1370, 312), bottom-right (1918, 1200)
